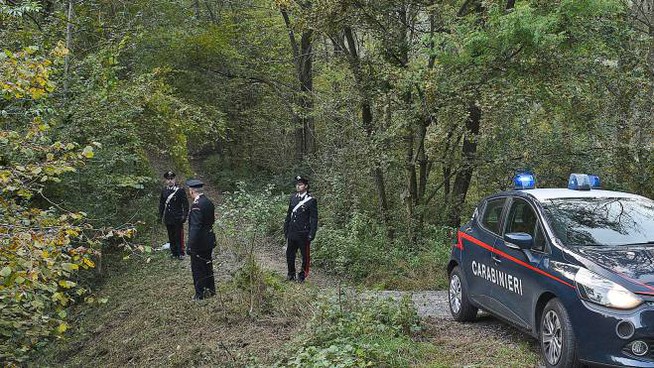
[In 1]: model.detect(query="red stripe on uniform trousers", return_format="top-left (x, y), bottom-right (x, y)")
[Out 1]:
top-left (304, 240), bottom-right (311, 276)
top-left (458, 232), bottom-right (575, 289)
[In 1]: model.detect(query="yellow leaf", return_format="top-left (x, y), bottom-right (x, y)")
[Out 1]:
top-left (57, 323), bottom-right (67, 333)
top-left (58, 280), bottom-right (76, 289)
top-left (81, 146), bottom-right (94, 158)
top-left (83, 258), bottom-right (95, 268)
top-left (61, 263), bottom-right (78, 271)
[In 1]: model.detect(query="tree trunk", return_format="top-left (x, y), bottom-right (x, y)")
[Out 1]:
top-left (448, 100), bottom-right (481, 228)
top-left (280, 6), bottom-right (314, 161)
top-left (63, 0), bottom-right (74, 99)
top-left (342, 26), bottom-right (394, 241)
top-left (299, 30), bottom-right (315, 156)
top-left (204, 0), bottom-right (217, 23)
top-left (194, 0), bottom-right (200, 20)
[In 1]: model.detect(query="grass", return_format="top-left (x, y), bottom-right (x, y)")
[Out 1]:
top-left (417, 316), bottom-right (541, 367)
top-left (31, 244), bottom-right (315, 367)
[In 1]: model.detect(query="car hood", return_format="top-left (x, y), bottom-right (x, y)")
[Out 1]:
top-left (576, 247), bottom-right (654, 293)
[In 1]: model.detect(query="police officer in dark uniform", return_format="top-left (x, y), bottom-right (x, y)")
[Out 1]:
top-left (158, 171), bottom-right (189, 260)
top-left (284, 175), bottom-right (318, 282)
top-left (186, 179), bottom-right (216, 300)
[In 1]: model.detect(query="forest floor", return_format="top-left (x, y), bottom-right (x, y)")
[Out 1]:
top-left (32, 159), bottom-right (544, 367)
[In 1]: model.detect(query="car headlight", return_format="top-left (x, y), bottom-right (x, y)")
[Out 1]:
top-left (575, 268), bottom-right (642, 309)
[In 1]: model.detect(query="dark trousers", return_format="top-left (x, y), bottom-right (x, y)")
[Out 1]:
top-left (286, 237), bottom-right (311, 279)
top-left (191, 251), bottom-right (215, 298)
top-left (166, 223), bottom-right (185, 256)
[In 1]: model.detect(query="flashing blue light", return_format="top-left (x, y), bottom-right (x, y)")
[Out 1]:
top-left (568, 173), bottom-right (592, 191)
top-left (514, 172), bottom-right (536, 190)
top-left (588, 174), bottom-right (601, 188)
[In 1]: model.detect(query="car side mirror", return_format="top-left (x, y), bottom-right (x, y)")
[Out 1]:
top-left (504, 232), bottom-right (533, 250)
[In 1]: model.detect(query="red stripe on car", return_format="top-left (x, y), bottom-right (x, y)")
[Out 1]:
top-left (458, 231), bottom-right (575, 289)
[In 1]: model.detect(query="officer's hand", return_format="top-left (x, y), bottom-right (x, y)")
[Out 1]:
top-left (308, 235), bottom-right (314, 242)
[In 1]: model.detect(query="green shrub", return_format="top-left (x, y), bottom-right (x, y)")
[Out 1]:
top-left (314, 215), bottom-right (455, 289)
top-left (312, 212), bottom-right (394, 279)
top-left (273, 292), bottom-right (428, 368)
top-left (216, 182), bottom-right (287, 238)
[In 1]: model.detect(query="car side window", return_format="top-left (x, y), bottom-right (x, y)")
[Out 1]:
top-left (532, 223), bottom-right (546, 252)
top-left (481, 198), bottom-right (506, 235)
top-left (505, 199), bottom-right (538, 238)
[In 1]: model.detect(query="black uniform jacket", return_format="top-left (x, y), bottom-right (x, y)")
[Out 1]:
top-left (159, 185), bottom-right (189, 225)
top-left (284, 192), bottom-right (318, 241)
top-left (187, 194), bottom-right (216, 254)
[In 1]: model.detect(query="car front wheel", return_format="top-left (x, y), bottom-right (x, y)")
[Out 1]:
top-left (540, 298), bottom-right (580, 368)
top-left (448, 266), bottom-right (478, 322)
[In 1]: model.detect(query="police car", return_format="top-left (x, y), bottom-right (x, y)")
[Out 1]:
top-left (448, 173), bottom-right (654, 367)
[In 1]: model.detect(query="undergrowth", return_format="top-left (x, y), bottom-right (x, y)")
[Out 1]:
top-left (271, 291), bottom-right (436, 368)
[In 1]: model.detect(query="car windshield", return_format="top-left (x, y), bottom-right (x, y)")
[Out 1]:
top-left (542, 196), bottom-right (654, 247)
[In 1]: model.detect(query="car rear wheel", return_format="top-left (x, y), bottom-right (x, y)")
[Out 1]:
top-left (448, 266), bottom-right (478, 322)
top-left (540, 298), bottom-right (580, 368)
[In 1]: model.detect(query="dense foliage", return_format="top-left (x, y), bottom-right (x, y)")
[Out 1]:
top-left (0, 42), bottom-right (118, 362)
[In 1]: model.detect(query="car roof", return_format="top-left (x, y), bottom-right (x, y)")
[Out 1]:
top-left (514, 188), bottom-right (648, 202)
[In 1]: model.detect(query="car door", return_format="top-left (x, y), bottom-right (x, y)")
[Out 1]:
top-left (489, 197), bottom-right (548, 330)
top-left (460, 196), bottom-right (508, 306)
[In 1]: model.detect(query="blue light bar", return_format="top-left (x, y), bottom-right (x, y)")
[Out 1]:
top-left (514, 172), bottom-right (536, 190)
top-left (568, 173), bottom-right (592, 191)
top-left (588, 174), bottom-right (601, 189)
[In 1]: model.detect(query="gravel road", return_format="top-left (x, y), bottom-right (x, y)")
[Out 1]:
top-left (363, 290), bottom-right (452, 319)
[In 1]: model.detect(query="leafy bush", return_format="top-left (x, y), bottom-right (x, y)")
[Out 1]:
top-left (216, 182), bottom-right (287, 238)
top-left (314, 214), bottom-right (454, 288)
top-left (273, 292), bottom-right (427, 368)
top-left (0, 43), bottom-right (134, 362)
top-left (312, 212), bottom-right (393, 279)
top-left (228, 253), bottom-right (285, 315)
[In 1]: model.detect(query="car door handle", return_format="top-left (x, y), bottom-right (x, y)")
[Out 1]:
top-left (505, 241), bottom-right (520, 250)
top-left (492, 254), bottom-right (502, 263)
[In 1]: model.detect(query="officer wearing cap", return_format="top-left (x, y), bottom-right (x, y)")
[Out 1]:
top-left (283, 175), bottom-right (318, 282)
top-left (186, 179), bottom-right (216, 300)
top-left (158, 171), bottom-right (189, 260)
